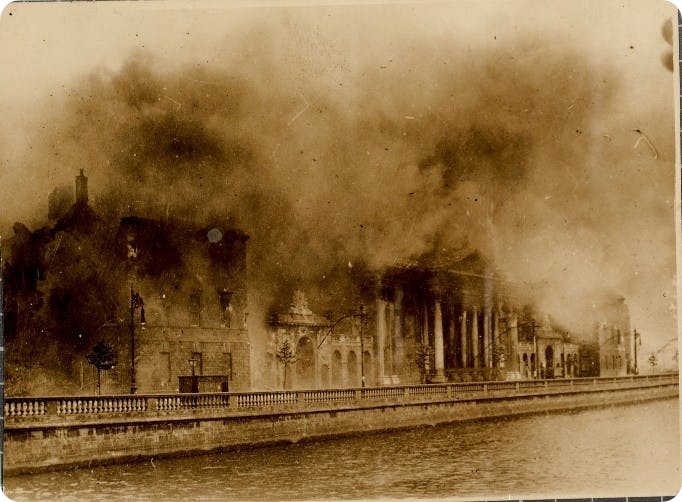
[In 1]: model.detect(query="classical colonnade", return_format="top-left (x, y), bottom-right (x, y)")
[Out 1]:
top-left (374, 281), bottom-right (521, 383)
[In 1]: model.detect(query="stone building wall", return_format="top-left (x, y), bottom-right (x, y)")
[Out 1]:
top-left (266, 292), bottom-right (374, 390)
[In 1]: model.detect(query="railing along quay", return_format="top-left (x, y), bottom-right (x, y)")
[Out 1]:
top-left (5, 373), bottom-right (678, 421)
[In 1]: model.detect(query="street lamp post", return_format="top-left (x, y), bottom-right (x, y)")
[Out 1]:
top-left (359, 304), bottom-right (365, 388)
top-left (531, 321), bottom-right (538, 379)
top-left (188, 358), bottom-right (198, 393)
top-left (129, 287), bottom-right (145, 394)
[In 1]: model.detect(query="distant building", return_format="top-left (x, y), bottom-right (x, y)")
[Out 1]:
top-left (592, 295), bottom-right (632, 377)
top-left (517, 315), bottom-right (579, 379)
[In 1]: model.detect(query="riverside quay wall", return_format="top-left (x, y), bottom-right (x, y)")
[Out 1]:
top-left (4, 373), bottom-right (679, 474)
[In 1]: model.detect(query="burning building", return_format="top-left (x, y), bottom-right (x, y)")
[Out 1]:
top-left (4, 171), bottom-right (251, 395)
top-left (355, 252), bottom-right (521, 384)
top-left (3, 170), bottom-right (637, 395)
top-left (342, 252), bottom-right (630, 384)
top-left (111, 216), bottom-right (251, 393)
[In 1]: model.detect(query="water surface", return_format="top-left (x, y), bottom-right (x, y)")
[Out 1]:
top-left (4, 398), bottom-right (679, 501)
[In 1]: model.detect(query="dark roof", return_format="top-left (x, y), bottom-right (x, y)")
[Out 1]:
top-left (52, 201), bottom-right (101, 234)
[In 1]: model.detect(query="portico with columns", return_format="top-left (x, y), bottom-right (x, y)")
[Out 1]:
top-left (368, 252), bottom-right (523, 384)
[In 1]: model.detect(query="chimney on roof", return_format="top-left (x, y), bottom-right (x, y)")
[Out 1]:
top-left (75, 169), bottom-right (88, 205)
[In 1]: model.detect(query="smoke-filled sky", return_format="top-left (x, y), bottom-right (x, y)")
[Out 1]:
top-left (0, 0), bottom-right (678, 356)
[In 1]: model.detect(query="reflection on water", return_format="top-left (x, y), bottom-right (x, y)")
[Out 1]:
top-left (4, 399), bottom-right (680, 501)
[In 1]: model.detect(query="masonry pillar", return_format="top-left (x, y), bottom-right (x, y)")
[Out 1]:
top-left (472, 306), bottom-right (479, 369)
top-left (448, 302), bottom-right (457, 369)
top-left (422, 302), bottom-right (429, 346)
top-left (341, 352), bottom-right (349, 388)
top-left (432, 297), bottom-right (446, 382)
top-left (393, 287), bottom-right (404, 383)
top-left (484, 307), bottom-right (491, 368)
top-left (386, 300), bottom-right (394, 379)
top-left (509, 311), bottom-right (520, 374)
top-left (460, 310), bottom-right (468, 368)
top-left (315, 346), bottom-right (321, 390)
top-left (493, 308), bottom-right (500, 369)
top-left (376, 298), bottom-right (387, 385)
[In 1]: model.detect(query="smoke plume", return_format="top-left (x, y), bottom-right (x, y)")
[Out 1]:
top-left (3, 23), bottom-right (676, 361)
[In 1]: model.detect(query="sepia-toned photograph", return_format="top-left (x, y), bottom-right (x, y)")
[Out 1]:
top-left (0, 0), bottom-right (679, 499)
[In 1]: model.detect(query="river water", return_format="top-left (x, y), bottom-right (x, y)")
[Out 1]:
top-left (4, 399), bottom-right (680, 501)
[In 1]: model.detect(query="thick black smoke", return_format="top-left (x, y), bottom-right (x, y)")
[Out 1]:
top-left (6, 29), bottom-right (675, 364)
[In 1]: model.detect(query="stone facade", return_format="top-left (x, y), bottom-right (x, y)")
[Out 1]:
top-left (363, 253), bottom-right (522, 384)
top-left (517, 316), bottom-right (580, 379)
top-left (359, 254), bottom-right (628, 384)
top-left (5, 171), bottom-right (251, 395)
top-left (266, 292), bottom-right (374, 389)
top-left (101, 216), bottom-right (252, 393)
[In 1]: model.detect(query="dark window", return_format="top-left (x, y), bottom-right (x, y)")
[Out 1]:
top-left (218, 290), bottom-right (232, 328)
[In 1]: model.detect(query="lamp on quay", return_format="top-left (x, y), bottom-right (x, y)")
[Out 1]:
top-left (188, 358), bottom-right (199, 393)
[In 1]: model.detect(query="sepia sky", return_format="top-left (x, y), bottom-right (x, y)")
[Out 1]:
top-left (0, 0), bottom-right (678, 357)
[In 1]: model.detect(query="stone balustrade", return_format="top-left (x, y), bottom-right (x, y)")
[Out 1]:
top-left (5, 373), bottom-right (678, 422)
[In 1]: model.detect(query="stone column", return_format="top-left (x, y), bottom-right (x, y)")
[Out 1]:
top-left (472, 306), bottom-right (479, 368)
top-left (341, 352), bottom-right (348, 388)
top-left (386, 300), bottom-right (394, 378)
top-left (315, 344), bottom-right (321, 389)
top-left (484, 307), bottom-right (491, 368)
top-left (509, 311), bottom-right (520, 374)
top-left (493, 308), bottom-right (500, 368)
top-left (432, 298), bottom-right (446, 382)
top-left (376, 298), bottom-right (386, 385)
top-left (393, 287), bottom-right (404, 382)
top-left (422, 302), bottom-right (429, 346)
top-left (448, 303), bottom-right (456, 369)
top-left (460, 310), bottom-right (468, 368)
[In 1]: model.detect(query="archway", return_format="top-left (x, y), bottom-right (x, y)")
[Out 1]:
top-left (347, 351), bottom-right (358, 387)
top-left (332, 350), bottom-right (343, 387)
top-left (545, 345), bottom-right (554, 378)
top-left (295, 336), bottom-right (315, 389)
top-left (522, 353), bottom-right (529, 379)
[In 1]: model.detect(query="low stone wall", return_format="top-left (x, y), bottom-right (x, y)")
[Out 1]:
top-left (4, 375), bottom-right (678, 475)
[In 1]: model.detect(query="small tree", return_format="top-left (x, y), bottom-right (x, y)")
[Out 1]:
top-left (648, 352), bottom-right (658, 372)
top-left (413, 341), bottom-right (434, 384)
top-left (87, 340), bottom-right (117, 395)
top-left (276, 340), bottom-right (296, 389)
